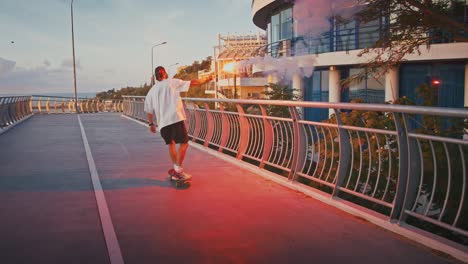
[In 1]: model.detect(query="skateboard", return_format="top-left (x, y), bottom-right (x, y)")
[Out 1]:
top-left (168, 169), bottom-right (191, 188)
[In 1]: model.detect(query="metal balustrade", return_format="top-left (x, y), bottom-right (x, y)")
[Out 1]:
top-left (0, 96), bottom-right (32, 130)
top-left (29, 95), bottom-right (123, 114)
top-left (122, 95), bottom-right (468, 246)
top-left (0, 95), bottom-right (123, 132)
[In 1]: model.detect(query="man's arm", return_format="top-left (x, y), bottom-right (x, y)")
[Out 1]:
top-left (189, 75), bottom-right (213, 88)
top-left (147, 113), bottom-right (156, 133)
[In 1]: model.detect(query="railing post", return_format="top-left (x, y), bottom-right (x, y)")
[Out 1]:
top-left (61, 99), bottom-right (65, 113)
top-left (259, 105), bottom-right (273, 169)
top-left (288, 106), bottom-right (307, 181)
top-left (46, 98), bottom-right (50, 113)
top-left (7, 98), bottom-right (14, 124)
top-left (13, 97), bottom-right (20, 121)
top-left (236, 103), bottom-right (250, 160)
top-left (37, 97), bottom-right (42, 113)
top-left (204, 103), bottom-right (214, 147)
top-left (399, 114), bottom-right (421, 223)
top-left (22, 97), bottom-right (29, 117)
top-left (389, 113), bottom-right (409, 221)
top-left (218, 104), bottom-right (230, 152)
top-left (29, 96), bottom-right (33, 113)
top-left (126, 98), bottom-right (135, 117)
top-left (53, 98), bottom-right (58, 113)
top-left (9, 98), bottom-right (16, 122)
top-left (84, 100), bottom-right (89, 113)
top-left (331, 109), bottom-right (351, 197)
top-left (0, 98), bottom-right (5, 127)
top-left (17, 97), bottom-right (23, 119)
top-left (67, 99), bottom-right (72, 112)
top-left (16, 97), bottom-right (23, 119)
top-left (1, 98), bottom-right (7, 126)
top-left (192, 106), bottom-right (201, 142)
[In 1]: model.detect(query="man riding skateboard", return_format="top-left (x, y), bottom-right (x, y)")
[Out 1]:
top-left (144, 66), bottom-right (211, 180)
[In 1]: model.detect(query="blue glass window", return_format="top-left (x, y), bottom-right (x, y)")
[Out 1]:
top-left (358, 19), bottom-right (381, 49)
top-left (346, 68), bottom-right (385, 103)
top-left (336, 20), bottom-right (356, 51)
top-left (304, 70), bottom-right (330, 121)
top-left (399, 63), bottom-right (465, 108)
top-left (291, 16), bottom-right (387, 55)
top-left (271, 14), bottom-right (280, 43)
top-left (280, 8), bottom-right (293, 40)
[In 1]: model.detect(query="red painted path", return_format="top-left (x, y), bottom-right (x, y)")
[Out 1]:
top-left (0, 114), bottom-right (457, 263)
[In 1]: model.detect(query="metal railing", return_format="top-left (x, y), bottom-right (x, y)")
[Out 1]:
top-left (0, 95), bottom-right (123, 132)
top-left (122, 95), bottom-right (147, 122)
top-left (29, 95), bottom-right (123, 114)
top-left (256, 23), bottom-right (384, 58)
top-left (123, 95), bottom-right (468, 246)
top-left (0, 96), bottom-right (32, 130)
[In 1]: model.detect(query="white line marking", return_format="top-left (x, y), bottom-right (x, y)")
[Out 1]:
top-left (77, 115), bottom-right (125, 264)
top-left (121, 114), bottom-right (149, 127)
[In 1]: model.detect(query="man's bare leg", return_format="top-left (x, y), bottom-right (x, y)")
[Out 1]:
top-left (168, 142), bottom-right (178, 165)
top-left (178, 142), bottom-right (189, 167)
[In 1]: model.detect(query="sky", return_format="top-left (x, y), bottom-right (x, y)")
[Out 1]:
top-left (0, 0), bottom-right (261, 95)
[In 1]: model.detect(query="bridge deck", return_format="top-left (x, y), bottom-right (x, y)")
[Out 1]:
top-left (0, 113), bottom-right (457, 263)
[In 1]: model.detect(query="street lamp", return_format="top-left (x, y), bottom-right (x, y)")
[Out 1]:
top-left (168, 62), bottom-right (179, 76)
top-left (223, 61), bottom-right (238, 99)
top-left (71, 0), bottom-right (78, 112)
top-left (165, 62), bottom-right (179, 77)
top-left (151, 41), bottom-right (167, 75)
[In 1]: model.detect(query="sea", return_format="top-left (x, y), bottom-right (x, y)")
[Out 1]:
top-left (0, 92), bottom-right (97, 98)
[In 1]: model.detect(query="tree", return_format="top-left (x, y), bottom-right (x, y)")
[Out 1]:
top-left (262, 83), bottom-right (301, 117)
top-left (347, 0), bottom-right (467, 82)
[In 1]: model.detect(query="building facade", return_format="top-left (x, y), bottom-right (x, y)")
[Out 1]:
top-left (252, 0), bottom-right (468, 121)
top-left (211, 33), bottom-right (269, 99)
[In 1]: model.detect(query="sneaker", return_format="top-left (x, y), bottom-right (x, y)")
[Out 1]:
top-left (176, 170), bottom-right (192, 180)
top-left (168, 169), bottom-right (179, 181)
top-left (172, 174), bottom-right (185, 181)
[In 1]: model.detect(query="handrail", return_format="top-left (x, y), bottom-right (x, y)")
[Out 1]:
top-left (0, 96), bottom-right (33, 133)
top-left (123, 96), bottom-right (468, 118)
top-left (0, 95), bottom-right (124, 132)
top-left (122, 95), bottom-right (468, 246)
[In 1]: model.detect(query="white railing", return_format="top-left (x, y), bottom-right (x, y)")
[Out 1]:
top-left (123, 96), bottom-right (468, 248)
top-left (0, 95), bottom-right (123, 133)
top-left (0, 96), bottom-right (32, 131)
top-left (29, 95), bottom-right (123, 114)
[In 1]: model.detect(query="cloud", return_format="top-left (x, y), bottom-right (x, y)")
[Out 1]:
top-left (0, 57), bottom-right (16, 77)
top-left (61, 58), bottom-right (82, 69)
top-left (0, 61), bottom-right (122, 94)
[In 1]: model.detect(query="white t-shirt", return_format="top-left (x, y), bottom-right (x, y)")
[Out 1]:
top-left (144, 78), bottom-right (190, 130)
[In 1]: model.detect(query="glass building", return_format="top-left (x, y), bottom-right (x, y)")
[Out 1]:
top-left (252, 0), bottom-right (468, 121)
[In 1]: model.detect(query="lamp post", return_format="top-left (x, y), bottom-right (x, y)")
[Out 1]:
top-left (151, 41), bottom-right (167, 75)
top-left (168, 62), bottom-right (179, 77)
top-left (223, 61), bottom-right (238, 99)
top-left (71, 0), bottom-right (78, 113)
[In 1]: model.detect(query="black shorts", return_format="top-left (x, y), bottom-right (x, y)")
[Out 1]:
top-left (160, 121), bottom-right (189, 145)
